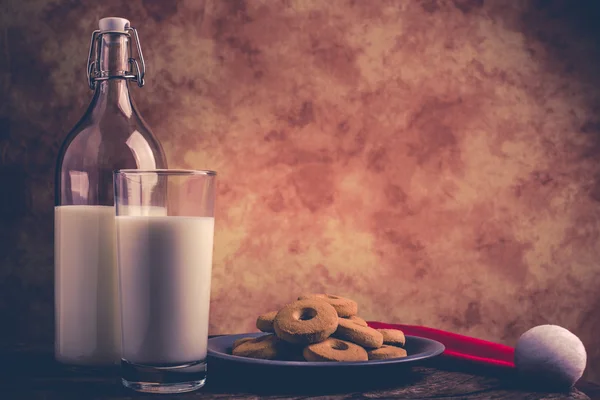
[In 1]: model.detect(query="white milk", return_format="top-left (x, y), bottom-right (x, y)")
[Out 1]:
top-left (55, 205), bottom-right (121, 365)
top-left (116, 216), bottom-right (215, 365)
top-left (55, 205), bottom-right (167, 365)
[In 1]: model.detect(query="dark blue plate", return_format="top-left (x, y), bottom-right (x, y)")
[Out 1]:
top-left (207, 332), bottom-right (445, 367)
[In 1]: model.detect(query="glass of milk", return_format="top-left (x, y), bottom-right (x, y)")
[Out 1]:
top-left (113, 169), bottom-right (216, 394)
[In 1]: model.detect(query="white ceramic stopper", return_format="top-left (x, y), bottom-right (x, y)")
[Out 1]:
top-left (515, 324), bottom-right (587, 388)
top-left (99, 17), bottom-right (130, 33)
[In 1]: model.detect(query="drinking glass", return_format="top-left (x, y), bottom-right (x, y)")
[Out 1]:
top-left (114, 169), bottom-right (216, 394)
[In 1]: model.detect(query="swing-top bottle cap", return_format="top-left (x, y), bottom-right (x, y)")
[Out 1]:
top-left (99, 17), bottom-right (130, 33)
top-left (88, 17), bottom-right (145, 89)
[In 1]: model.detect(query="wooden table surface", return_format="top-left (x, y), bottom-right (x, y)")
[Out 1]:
top-left (1, 344), bottom-right (599, 400)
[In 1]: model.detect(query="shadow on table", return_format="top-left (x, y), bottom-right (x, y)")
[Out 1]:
top-left (0, 350), bottom-right (426, 398)
top-left (4, 348), bottom-right (596, 399)
top-left (423, 356), bottom-right (592, 398)
top-left (206, 358), bottom-right (427, 396)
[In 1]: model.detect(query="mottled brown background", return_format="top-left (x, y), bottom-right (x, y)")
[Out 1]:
top-left (2, 0), bottom-right (600, 383)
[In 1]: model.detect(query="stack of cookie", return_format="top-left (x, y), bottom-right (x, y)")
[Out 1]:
top-left (231, 294), bottom-right (407, 362)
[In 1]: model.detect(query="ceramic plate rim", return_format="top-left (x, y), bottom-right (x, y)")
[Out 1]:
top-left (207, 332), bottom-right (445, 367)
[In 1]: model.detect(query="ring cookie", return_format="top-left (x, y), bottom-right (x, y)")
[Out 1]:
top-left (274, 299), bottom-right (338, 345)
top-left (333, 317), bottom-right (383, 348)
top-left (345, 315), bottom-right (368, 327)
top-left (303, 338), bottom-right (368, 362)
top-left (368, 345), bottom-right (407, 360)
top-left (232, 337), bottom-right (254, 350)
top-left (256, 311), bottom-right (277, 333)
top-left (232, 334), bottom-right (289, 360)
top-left (234, 293), bottom-right (410, 362)
top-left (377, 329), bottom-right (406, 347)
top-left (298, 294), bottom-right (358, 317)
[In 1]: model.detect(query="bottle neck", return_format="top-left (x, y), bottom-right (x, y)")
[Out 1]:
top-left (93, 33), bottom-right (134, 116)
top-left (99, 32), bottom-right (130, 79)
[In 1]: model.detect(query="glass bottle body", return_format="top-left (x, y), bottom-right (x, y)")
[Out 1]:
top-left (54, 30), bottom-right (167, 365)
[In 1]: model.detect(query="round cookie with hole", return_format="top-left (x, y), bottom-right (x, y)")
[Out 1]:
top-left (303, 338), bottom-right (368, 362)
top-left (274, 299), bottom-right (339, 345)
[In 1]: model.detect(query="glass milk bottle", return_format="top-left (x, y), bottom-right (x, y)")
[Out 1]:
top-left (54, 17), bottom-right (167, 365)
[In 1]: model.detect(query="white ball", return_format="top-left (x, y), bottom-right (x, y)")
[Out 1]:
top-left (515, 324), bottom-right (587, 387)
